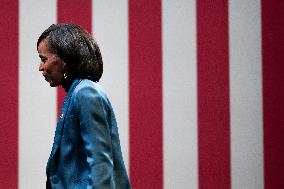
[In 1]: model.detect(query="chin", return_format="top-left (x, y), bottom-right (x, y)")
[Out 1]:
top-left (49, 82), bottom-right (58, 87)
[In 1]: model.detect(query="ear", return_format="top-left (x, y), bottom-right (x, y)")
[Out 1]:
top-left (62, 61), bottom-right (70, 74)
top-left (56, 58), bottom-right (67, 73)
top-left (62, 62), bottom-right (68, 72)
top-left (58, 59), bottom-right (66, 68)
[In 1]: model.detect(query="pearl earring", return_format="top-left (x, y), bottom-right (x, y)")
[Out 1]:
top-left (63, 73), bottom-right (68, 79)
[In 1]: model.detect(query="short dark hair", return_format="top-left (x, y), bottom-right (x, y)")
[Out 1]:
top-left (37, 23), bottom-right (103, 82)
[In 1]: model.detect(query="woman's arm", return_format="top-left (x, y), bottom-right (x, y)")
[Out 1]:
top-left (76, 85), bottom-right (114, 189)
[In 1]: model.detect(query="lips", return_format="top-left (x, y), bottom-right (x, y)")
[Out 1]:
top-left (43, 74), bottom-right (49, 81)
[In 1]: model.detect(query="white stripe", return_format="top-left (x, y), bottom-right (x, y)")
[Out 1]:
top-left (162, 0), bottom-right (198, 188)
top-left (92, 0), bottom-right (129, 172)
top-left (229, 0), bottom-right (264, 188)
top-left (19, 0), bottom-right (57, 188)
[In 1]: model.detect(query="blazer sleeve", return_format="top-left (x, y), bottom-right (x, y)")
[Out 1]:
top-left (75, 86), bottom-right (115, 189)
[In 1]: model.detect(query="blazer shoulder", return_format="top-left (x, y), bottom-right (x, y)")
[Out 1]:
top-left (73, 79), bottom-right (104, 93)
top-left (72, 79), bottom-right (110, 105)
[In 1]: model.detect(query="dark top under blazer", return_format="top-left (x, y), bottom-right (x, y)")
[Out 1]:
top-left (46, 79), bottom-right (131, 189)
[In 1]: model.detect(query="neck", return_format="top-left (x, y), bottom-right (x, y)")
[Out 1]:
top-left (61, 78), bottom-right (73, 92)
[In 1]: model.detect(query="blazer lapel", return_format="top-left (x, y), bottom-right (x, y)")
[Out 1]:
top-left (46, 79), bottom-right (82, 175)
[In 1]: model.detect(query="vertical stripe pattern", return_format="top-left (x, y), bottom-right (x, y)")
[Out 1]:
top-left (262, 1), bottom-right (284, 188)
top-left (129, 1), bottom-right (163, 188)
top-left (163, 0), bottom-right (198, 189)
top-left (1, 0), bottom-right (284, 188)
top-left (92, 0), bottom-right (130, 172)
top-left (57, 0), bottom-right (92, 113)
top-left (0, 0), bottom-right (18, 188)
top-left (229, 0), bottom-right (264, 188)
top-left (19, 0), bottom-right (57, 188)
top-left (197, 1), bottom-right (231, 188)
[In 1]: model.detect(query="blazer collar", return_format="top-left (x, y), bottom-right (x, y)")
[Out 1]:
top-left (65, 78), bottom-right (83, 101)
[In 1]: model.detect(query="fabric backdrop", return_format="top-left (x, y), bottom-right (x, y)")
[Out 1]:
top-left (0, 0), bottom-right (283, 189)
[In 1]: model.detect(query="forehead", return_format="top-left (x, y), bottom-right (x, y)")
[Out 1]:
top-left (37, 39), bottom-right (54, 57)
top-left (38, 39), bottom-right (48, 52)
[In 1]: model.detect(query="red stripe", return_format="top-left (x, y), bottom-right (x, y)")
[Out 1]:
top-left (57, 0), bottom-right (92, 114)
top-left (262, 1), bottom-right (284, 188)
top-left (129, 1), bottom-right (163, 188)
top-left (0, 0), bottom-right (18, 188)
top-left (197, 1), bottom-right (231, 189)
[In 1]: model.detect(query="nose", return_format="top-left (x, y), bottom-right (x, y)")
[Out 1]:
top-left (39, 62), bottom-right (44, 72)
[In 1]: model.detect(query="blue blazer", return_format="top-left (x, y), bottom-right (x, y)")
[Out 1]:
top-left (46, 79), bottom-right (131, 189)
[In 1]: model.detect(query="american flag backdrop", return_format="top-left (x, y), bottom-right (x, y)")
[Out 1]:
top-left (0, 0), bottom-right (283, 188)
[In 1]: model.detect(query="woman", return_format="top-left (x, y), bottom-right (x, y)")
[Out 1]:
top-left (37, 23), bottom-right (131, 189)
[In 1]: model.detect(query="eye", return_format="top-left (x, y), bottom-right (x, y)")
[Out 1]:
top-left (40, 57), bottom-right (47, 63)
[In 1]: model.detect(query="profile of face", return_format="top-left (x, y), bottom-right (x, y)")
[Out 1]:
top-left (38, 39), bottom-right (66, 87)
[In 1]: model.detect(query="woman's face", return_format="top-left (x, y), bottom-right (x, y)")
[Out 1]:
top-left (38, 39), bottom-right (66, 87)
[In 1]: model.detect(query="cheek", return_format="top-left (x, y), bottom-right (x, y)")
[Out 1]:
top-left (49, 65), bottom-right (65, 81)
top-left (45, 62), bottom-right (59, 74)
top-left (43, 63), bottom-right (52, 73)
